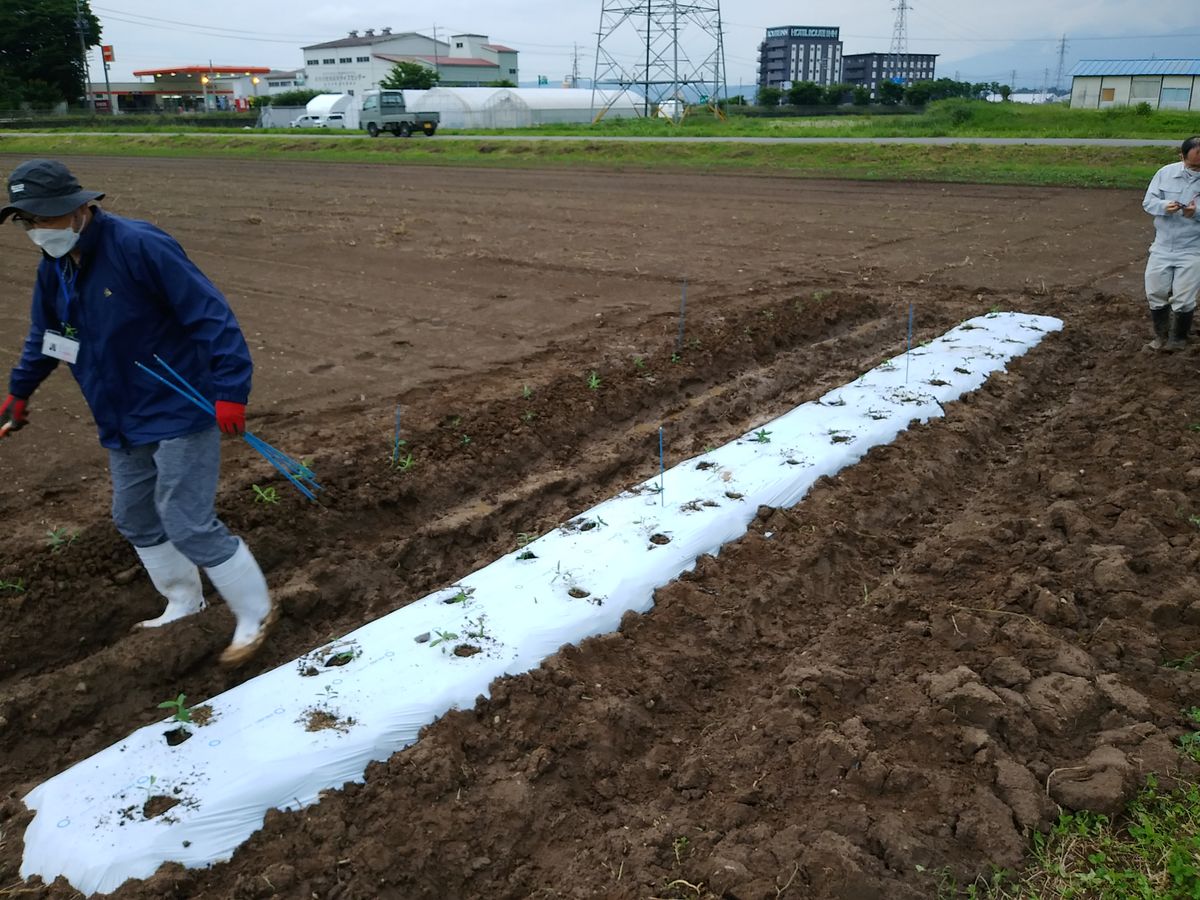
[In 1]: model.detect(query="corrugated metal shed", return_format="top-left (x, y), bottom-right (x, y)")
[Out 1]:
top-left (1070, 59), bottom-right (1200, 77)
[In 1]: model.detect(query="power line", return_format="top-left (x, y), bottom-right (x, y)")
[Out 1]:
top-left (93, 5), bottom-right (325, 40)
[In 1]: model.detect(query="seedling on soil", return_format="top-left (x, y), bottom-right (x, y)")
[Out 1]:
top-left (1165, 651), bottom-right (1200, 671)
top-left (158, 694), bottom-right (192, 726)
top-left (521, 384), bottom-right (533, 400)
top-left (522, 410), bottom-right (537, 422)
top-left (672, 836), bottom-right (691, 865)
top-left (516, 532), bottom-right (535, 548)
top-left (460, 434), bottom-right (472, 446)
top-left (634, 356), bottom-right (646, 370)
top-left (753, 428), bottom-right (772, 444)
top-left (445, 590), bottom-right (470, 605)
top-left (430, 630), bottom-right (460, 651)
top-left (812, 289), bottom-right (831, 301)
top-left (1179, 708), bottom-right (1200, 762)
top-left (252, 484), bottom-right (279, 504)
top-left (670, 352), bottom-right (681, 364)
top-left (587, 371), bottom-right (601, 390)
top-left (1188, 424), bottom-right (1200, 433)
top-left (46, 527), bottom-right (78, 553)
top-left (394, 452), bottom-right (415, 472)
top-left (1188, 515), bottom-right (1200, 530)
top-left (0, 577), bottom-right (25, 593)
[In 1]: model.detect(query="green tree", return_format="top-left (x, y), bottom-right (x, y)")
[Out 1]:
top-left (380, 61), bottom-right (440, 90)
top-left (904, 80), bottom-right (935, 106)
top-left (823, 82), bottom-right (851, 105)
top-left (786, 80), bottom-right (823, 105)
top-left (998, 84), bottom-right (1012, 101)
top-left (485, 79), bottom-right (517, 87)
top-left (878, 80), bottom-right (905, 106)
top-left (851, 85), bottom-right (870, 106)
top-left (0, 0), bottom-right (101, 107)
top-left (265, 88), bottom-right (319, 107)
top-left (756, 85), bottom-right (782, 107)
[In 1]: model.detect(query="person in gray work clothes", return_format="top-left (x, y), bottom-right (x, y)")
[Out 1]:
top-left (1143, 135), bottom-right (1200, 351)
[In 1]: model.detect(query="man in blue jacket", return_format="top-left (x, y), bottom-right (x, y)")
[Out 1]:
top-left (0, 159), bottom-right (274, 666)
top-left (1142, 135), bottom-right (1200, 351)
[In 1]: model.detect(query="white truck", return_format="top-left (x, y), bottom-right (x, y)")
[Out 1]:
top-left (360, 90), bottom-right (439, 137)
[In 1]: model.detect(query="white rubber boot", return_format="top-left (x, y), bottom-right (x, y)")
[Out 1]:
top-left (133, 541), bottom-right (206, 629)
top-left (204, 538), bottom-right (276, 666)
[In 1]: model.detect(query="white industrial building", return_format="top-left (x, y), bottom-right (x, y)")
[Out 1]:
top-left (412, 87), bottom-right (644, 128)
top-left (302, 29), bottom-right (518, 93)
top-left (1070, 59), bottom-right (1200, 110)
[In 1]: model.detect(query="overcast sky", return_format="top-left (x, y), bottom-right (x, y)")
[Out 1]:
top-left (89, 1), bottom-right (1199, 91)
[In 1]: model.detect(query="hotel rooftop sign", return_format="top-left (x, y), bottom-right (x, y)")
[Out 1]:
top-left (766, 26), bottom-right (840, 39)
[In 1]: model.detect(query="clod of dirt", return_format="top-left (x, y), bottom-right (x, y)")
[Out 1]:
top-left (302, 709), bottom-right (355, 733)
top-left (142, 795), bottom-right (181, 820)
top-left (649, 534), bottom-right (672, 545)
top-left (453, 644), bottom-right (482, 658)
top-left (164, 727), bottom-right (192, 747)
top-left (190, 705), bottom-right (214, 727)
top-left (928, 378), bottom-right (951, 387)
top-left (830, 434), bottom-right (854, 444)
top-left (696, 461), bottom-right (717, 470)
top-left (567, 587), bottom-right (591, 599)
top-left (725, 491), bottom-right (744, 500)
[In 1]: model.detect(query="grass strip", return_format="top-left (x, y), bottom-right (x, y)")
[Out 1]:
top-left (0, 133), bottom-right (1170, 189)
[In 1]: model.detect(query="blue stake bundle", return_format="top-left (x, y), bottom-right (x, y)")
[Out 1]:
top-left (134, 356), bottom-right (322, 502)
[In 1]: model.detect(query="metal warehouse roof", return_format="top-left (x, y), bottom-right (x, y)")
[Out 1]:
top-left (1070, 59), bottom-right (1200, 77)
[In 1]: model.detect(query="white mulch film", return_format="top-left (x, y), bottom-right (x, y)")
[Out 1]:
top-left (21, 312), bottom-right (1063, 895)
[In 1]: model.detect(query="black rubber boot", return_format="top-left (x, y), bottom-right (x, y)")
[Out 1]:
top-left (1165, 309), bottom-right (1194, 352)
top-left (1147, 306), bottom-right (1171, 350)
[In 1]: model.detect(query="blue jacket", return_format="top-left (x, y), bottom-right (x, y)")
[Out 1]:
top-left (8, 209), bottom-right (252, 449)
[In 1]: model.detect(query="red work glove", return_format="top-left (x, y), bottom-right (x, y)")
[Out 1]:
top-left (0, 394), bottom-right (29, 437)
top-left (214, 400), bottom-right (245, 435)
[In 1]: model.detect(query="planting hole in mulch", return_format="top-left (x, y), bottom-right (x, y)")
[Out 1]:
top-left (649, 533), bottom-right (672, 545)
top-left (567, 587), bottom-right (591, 599)
top-left (725, 491), bottom-right (744, 500)
top-left (928, 378), bottom-right (951, 387)
top-left (164, 727), bottom-right (192, 747)
top-left (830, 433), bottom-right (854, 444)
top-left (453, 644), bottom-right (481, 657)
top-left (414, 632), bottom-right (431, 644)
top-left (301, 709), bottom-right (355, 733)
top-left (695, 461), bottom-right (717, 470)
top-left (517, 550), bottom-right (537, 560)
top-left (142, 795), bottom-right (180, 820)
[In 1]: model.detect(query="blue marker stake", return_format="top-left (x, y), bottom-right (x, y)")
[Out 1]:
top-left (392, 405), bottom-right (402, 466)
top-left (906, 302), bottom-right (914, 383)
top-left (659, 426), bottom-right (665, 506)
top-left (675, 281), bottom-right (688, 354)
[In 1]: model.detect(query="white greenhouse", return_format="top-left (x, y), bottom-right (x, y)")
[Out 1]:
top-left (412, 87), bottom-right (645, 128)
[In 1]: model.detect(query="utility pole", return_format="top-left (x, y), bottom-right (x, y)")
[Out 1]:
top-left (571, 42), bottom-right (580, 88)
top-left (1043, 67), bottom-right (1050, 97)
top-left (75, 0), bottom-right (94, 112)
top-left (1010, 68), bottom-right (1017, 91)
top-left (889, 0), bottom-right (910, 83)
top-left (1053, 33), bottom-right (1068, 93)
top-left (432, 24), bottom-right (440, 82)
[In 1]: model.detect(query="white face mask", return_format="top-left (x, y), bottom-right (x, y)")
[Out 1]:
top-left (27, 224), bottom-right (81, 258)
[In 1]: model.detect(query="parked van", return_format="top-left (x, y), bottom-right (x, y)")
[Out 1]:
top-left (289, 113), bottom-right (326, 128)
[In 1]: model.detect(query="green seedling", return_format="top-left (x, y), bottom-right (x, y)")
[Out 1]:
top-left (395, 452), bottom-right (415, 472)
top-left (587, 370), bottom-right (601, 390)
top-left (812, 289), bottom-right (831, 301)
top-left (672, 836), bottom-right (691, 865)
top-left (449, 416), bottom-right (462, 427)
top-left (753, 428), bottom-right (772, 444)
top-left (465, 615), bottom-right (490, 641)
top-left (429, 629), bottom-right (459, 650)
top-left (1179, 708), bottom-right (1200, 762)
top-left (0, 577), bottom-right (25, 593)
top-left (157, 693), bottom-right (192, 725)
top-left (634, 356), bottom-right (646, 370)
top-left (1188, 423), bottom-right (1200, 433)
top-left (446, 590), bottom-right (470, 605)
top-left (252, 484), bottom-right (279, 504)
top-left (670, 352), bottom-right (681, 364)
top-left (522, 410), bottom-right (537, 422)
top-left (460, 434), bottom-right (472, 445)
top-left (516, 532), bottom-right (535, 548)
top-left (688, 337), bottom-right (702, 350)
top-left (1189, 515), bottom-right (1200, 530)
top-left (1165, 651), bottom-right (1200, 671)
top-left (46, 527), bottom-right (78, 552)
top-left (521, 384), bottom-right (533, 400)
top-left (760, 309), bottom-right (775, 320)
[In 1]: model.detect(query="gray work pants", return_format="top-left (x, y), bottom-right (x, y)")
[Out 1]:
top-left (1145, 252), bottom-right (1200, 313)
top-left (108, 425), bottom-right (238, 568)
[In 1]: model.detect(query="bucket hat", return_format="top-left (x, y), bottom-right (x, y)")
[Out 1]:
top-left (1, 159), bottom-right (104, 222)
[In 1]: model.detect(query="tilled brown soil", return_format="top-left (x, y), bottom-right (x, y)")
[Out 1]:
top-left (1, 158), bottom-right (1197, 899)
